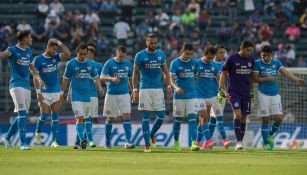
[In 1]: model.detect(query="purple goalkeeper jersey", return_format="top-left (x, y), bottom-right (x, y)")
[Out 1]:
top-left (222, 53), bottom-right (254, 98)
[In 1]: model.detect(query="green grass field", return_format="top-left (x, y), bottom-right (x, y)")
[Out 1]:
top-left (0, 146), bottom-right (307, 175)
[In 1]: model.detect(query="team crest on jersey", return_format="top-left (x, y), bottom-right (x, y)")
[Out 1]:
top-left (179, 67), bottom-right (183, 70)
top-left (157, 57), bottom-right (161, 61)
top-left (145, 64), bottom-right (150, 68)
top-left (26, 54), bottom-right (30, 58)
top-left (272, 65), bottom-right (276, 69)
top-left (199, 103), bottom-right (205, 108)
top-left (18, 103), bottom-right (24, 108)
top-left (192, 66), bottom-right (195, 70)
top-left (248, 63), bottom-right (252, 67)
top-left (52, 59), bottom-right (56, 63)
top-left (105, 110), bottom-right (111, 115)
top-left (87, 66), bottom-right (92, 70)
top-left (211, 67), bottom-right (215, 71)
top-left (261, 110), bottom-right (266, 115)
top-left (125, 66), bottom-right (128, 70)
top-left (234, 102), bottom-right (239, 107)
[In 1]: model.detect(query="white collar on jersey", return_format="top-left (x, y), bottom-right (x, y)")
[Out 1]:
top-left (179, 57), bottom-right (190, 62)
top-left (75, 57), bottom-right (86, 63)
top-left (145, 48), bottom-right (157, 54)
top-left (114, 57), bottom-right (125, 63)
top-left (16, 44), bottom-right (26, 51)
top-left (42, 53), bottom-right (52, 58)
top-left (201, 57), bottom-right (210, 64)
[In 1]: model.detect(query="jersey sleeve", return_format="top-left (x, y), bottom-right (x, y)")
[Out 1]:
top-left (33, 56), bottom-right (41, 72)
top-left (161, 51), bottom-right (167, 65)
top-left (63, 61), bottom-right (73, 79)
top-left (128, 61), bottom-right (133, 78)
top-left (222, 56), bottom-right (231, 72)
top-left (276, 59), bottom-right (284, 71)
top-left (55, 53), bottom-right (61, 63)
top-left (169, 60), bottom-right (176, 75)
top-left (29, 48), bottom-right (34, 64)
top-left (90, 62), bottom-right (99, 78)
top-left (134, 52), bottom-right (142, 66)
top-left (101, 61), bottom-right (110, 76)
top-left (253, 61), bottom-right (259, 73)
top-left (6, 46), bottom-right (14, 59)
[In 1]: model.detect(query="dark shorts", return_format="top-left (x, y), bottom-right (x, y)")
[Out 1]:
top-left (229, 96), bottom-right (251, 115)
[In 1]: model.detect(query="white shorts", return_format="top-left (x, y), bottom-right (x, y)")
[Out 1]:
top-left (103, 94), bottom-right (131, 117)
top-left (39, 92), bottom-right (61, 107)
top-left (89, 97), bottom-right (98, 118)
top-left (71, 101), bottom-right (90, 118)
top-left (173, 99), bottom-right (197, 117)
top-left (204, 97), bottom-right (224, 117)
top-left (138, 89), bottom-right (165, 111)
top-left (258, 91), bottom-right (283, 117)
top-left (9, 87), bottom-right (31, 113)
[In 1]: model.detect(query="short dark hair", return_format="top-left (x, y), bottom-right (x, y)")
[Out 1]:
top-left (260, 45), bottom-right (273, 53)
top-left (215, 44), bottom-right (224, 51)
top-left (117, 45), bottom-right (126, 53)
top-left (146, 32), bottom-right (157, 39)
top-left (87, 42), bottom-right (96, 49)
top-left (76, 43), bottom-right (87, 52)
top-left (204, 45), bottom-right (217, 55)
top-left (17, 30), bottom-right (31, 42)
top-left (241, 40), bottom-right (254, 49)
top-left (181, 43), bottom-right (193, 51)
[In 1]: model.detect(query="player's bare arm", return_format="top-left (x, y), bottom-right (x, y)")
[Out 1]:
top-left (100, 75), bottom-right (120, 83)
top-left (94, 77), bottom-right (105, 97)
top-left (170, 74), bottom-right (183, 96)
top-left (30, 64), bottom-right (46, 89)
top-left (280, 68), bottom-right (305, 85)
top-left (0, 50), bottom-right (12, 59)
top-left (132, 64), bottom-right (140, 101)
top-left (162, 64), bottom-right (173, 98)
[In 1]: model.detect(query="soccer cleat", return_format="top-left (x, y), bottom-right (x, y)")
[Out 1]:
top-left (223, 139), bottom-right (232, 149)
top-left (150, 137), bottom-right (156, 149)
top-left (191, 141), bottom-right (200, 151)
top-left (144, 146), bottom-right (152, 153)
top-left (51, 141), bottom-right (59, 148)
top-left (235, 142), bottom-right (244, 150)
top-left (89, 141), bottom-right (96, 148)
top-left (268, 135), bottom-right (274, 149)
top-left (73, 142), bottom-right (80, 149)
top-left (202, 139), bottom-right (215, 149)
top-left (35, 132), bottom-right (41, 144)
top-left (2, 137), bottom-right (12, 149)
top-left (173, 140), bottom-right (182, 151)
top-left (80, 140), bottom-right (87, 150)
top-left (124, 143), bottom-right (135, 149)
top-left (196, 141), bottom-right (201, 148)
top-left (263, 144), bottom-right (272, 151)
top-left (20, 144), bottom-right (30, 150)
top-left (104, 143), bottom-right (112, 149)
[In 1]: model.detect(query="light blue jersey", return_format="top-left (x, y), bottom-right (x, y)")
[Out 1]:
top-left (253, 58), bottom-right (283, 96)
top-left (170, 58), bottom-right (197, 99)
top-left (101, 58), bottom-right (132, 95)
top-left (88, 59), bottom-right (103, 97)
top-left (134, 49), bottom-right (166, 89)
top-left (196, 59), bottom-right (220, 99)
top-left (6, 45), bottom-right (33, 90)
top-left (211, 60), bottom-right (225, 96)
top-left (34, 53), bottom-right (61, 93)
top-left (63, 58), bottom-right (99, 102)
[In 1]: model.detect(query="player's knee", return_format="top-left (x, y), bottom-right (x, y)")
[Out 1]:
top-left (121, 113), bottom-right (131, 121)
top-left (240, 116), bottom-right (247, 123)
top-left (188, 114), bottom-right (197, 122)
top-left (76, 117), bottom-right (84, 123)
top-left (106, 117), bottom-right (113, 124)
top-left (274, 115), bottom-right (283, 123)
top-left (262, 117), bottom-right (270, 124)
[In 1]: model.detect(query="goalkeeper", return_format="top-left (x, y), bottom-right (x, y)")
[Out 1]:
top-left (252, 45), bottom-right (304, 150)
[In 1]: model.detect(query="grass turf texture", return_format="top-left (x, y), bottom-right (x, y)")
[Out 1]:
top-left (0, 146), bottom-right (307, 175)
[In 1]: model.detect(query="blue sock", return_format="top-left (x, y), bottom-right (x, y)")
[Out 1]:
top-left (123, 120), bottom-right (132, 143)
top-left (85, 117), bottom-right (93, 141)
top-left (150, 110), bottom-right (165, 138)
top-left (76, 123), bottom-right (84, 142)
top-left (216, 116), bottom-right (227, 140)
top-left (196, 125), bottom-right (203, 142)
top-left (208, 116), bottom-right (216, 138)
top-left (269, 120), bottom-right (281, 136)
top-left (75, 134), bottom-right (80, 144)
top-left (141, 111), bottom-right (151, 146)
top-left (188, 114), bottom-right (197, 142)
top-left (201, 124), bottom-right (211, 141)
top-left (6, 117), bottom-right (18, 140)
top-left (261, 123), bottom-right (269, 145)
top-left (51, 112), bottom-right (59, 142)
top-left (105, 120), bottom-right (112, 145)
top-left (234, 119), bottom-right (242, 142)
top-left (173, 117), bottom-right (182, 141)
top-left (36, 113), bottom-right (48, 133)
top-left (17, 110), bottom-right (27, 145)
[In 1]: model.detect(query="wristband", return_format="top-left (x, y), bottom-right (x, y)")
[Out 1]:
top-left (36, 89), bottom-right (41, 94)
top-left (133, 88), bottom-right (138, 92)
top-left (60, 90), bottom-right (64, 95)
top-left (56, 40), bottom-right (63, 46)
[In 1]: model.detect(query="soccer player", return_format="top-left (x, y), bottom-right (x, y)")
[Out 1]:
top-left (0, 30), bottom-right (46, 150)
top-left (100, 46), bottom-right (135, 149)
top-left (132, 33), bottom-right (172, 152)
top-left (34, 38), bottom-right (71, 147)
top-left (195, 45), bottom-right (222, 149)
top-left (61, 43), bottom-right (104, 150)
top-left (73, 42), bottom-right (103, 148)
top-left (170, 43), bottom-right (199, 151)
top-left (207, 44), bottom-right (231, 149)
top-left (253, 45), bottom-right (304, 150)
top-left (218, 40), bottom-right (255, 150)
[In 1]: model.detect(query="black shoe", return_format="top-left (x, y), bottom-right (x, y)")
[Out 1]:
top-left (81, 140), bottom-right (87, 150)
top-left (74, 142), bottom-right (80, 149)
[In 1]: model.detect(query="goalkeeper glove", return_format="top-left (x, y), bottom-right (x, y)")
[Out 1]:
top-left (217, 88), bottom-right (226, 104)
